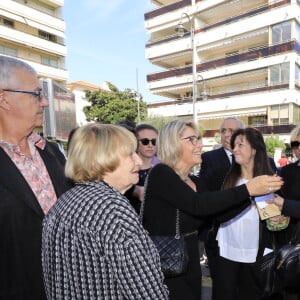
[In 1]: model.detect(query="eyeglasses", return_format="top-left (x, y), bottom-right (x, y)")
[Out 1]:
top-left (3, 89), bottom-right (45, 101)
top-left (181, 135), bottom-right (202, 146)
top-left (291, 141), bottom-right (300, 149)
top-left (139, 138), bottom-right (157, 146)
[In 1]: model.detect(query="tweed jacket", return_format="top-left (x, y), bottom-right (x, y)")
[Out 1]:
top-left (42, 181), bottom-right (169, 300)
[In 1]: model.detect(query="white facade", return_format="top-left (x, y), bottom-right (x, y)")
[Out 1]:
top-left (67, 81), bottom-right (111, 126)
top-left (0, 0), bottom-right (68, 84)
top-left (145, 0), bottom-right (300, 147)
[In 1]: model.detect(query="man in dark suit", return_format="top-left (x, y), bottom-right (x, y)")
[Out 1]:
top-left (0, 56), bottom-right (72, 299)
top-left (199, 117), bottom-right (245, 191)
top-left (198, 117), bottom-right (277, 278)
top-left (198, 117), bottom-right (245, 274)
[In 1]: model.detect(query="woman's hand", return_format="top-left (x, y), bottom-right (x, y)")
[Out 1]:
top-left (266, 194), bottom-right (284, 211)
top-left (245, 175), bottom-right (283, 196)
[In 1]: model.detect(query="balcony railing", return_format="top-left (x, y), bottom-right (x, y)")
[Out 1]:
top-left (147, 83), bottom-right (289, 108)
top-left (202, 124), bottom-right (296, 138)
top-left (144, 0), bottom-right (191, 20)
top-left (196, 0), bottom-right (291, 34)
top-left (147, 40), bottom-right (300, 82)
top-left (146, 0), bottom-right (291, 48)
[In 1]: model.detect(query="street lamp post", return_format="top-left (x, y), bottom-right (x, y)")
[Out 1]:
top-left (198, 74), bottom-right (207, 101)
top-left (176, 13), bottom-right (197, 124)
top-left (136, 68), bottom-right (141, 124)
top-left (137, 93), bottom-right (141, 124)
top-left (130, 88), bottom-right (141, 124)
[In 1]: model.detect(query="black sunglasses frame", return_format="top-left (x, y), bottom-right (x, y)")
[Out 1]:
top-left (2, 89), bottom-right (44, 101)
top-left (139, 138), bottom-right (157, 146)
top-left (291, 141), bottom-right (300, 149)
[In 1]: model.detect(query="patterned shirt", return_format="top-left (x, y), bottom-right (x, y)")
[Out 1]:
top-left (42, 181), bottom-right (169, 299)
top-left (0, 133), bottom-right (57, 214)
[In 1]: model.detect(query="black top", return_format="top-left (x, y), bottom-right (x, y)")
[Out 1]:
top-left (278, 160), bottom-right (300, 243)
top-left (138, 167), bottom-right (151, 186)
top-left (143, 163), bottom-right (251, 300)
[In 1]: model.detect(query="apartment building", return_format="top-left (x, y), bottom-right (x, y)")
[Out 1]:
top-left (0, 0), bottom-right (67, 84)
top-left (0, 0), bottom-right (78, 140)
top-left (145, 0), bottom-right (300, 147)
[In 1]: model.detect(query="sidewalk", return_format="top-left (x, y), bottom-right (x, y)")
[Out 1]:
top-left (201, 263), bottom-right (212, 300)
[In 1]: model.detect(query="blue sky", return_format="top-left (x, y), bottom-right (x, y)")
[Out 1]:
top-left (63, 0), bottom-right (164, 103)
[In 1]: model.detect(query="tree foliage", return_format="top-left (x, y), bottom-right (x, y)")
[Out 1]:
top-left (264, 134), bottom-right (286, 157)
top-left (83, 82), bottom-right (147, 124)
top-left (143, 115), bottom-right (175, 131)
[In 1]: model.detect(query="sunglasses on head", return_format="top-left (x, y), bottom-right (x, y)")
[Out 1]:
top-left (139, 138), bottom-right (156, 146)
top-left (291, 141), bottom-right (300, 149)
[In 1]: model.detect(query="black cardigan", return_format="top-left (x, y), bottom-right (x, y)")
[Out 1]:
top-left (143, 163), bottom-right (251, 236)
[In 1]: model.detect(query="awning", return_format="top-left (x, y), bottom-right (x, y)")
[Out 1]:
top-left (152, 83), bottom-right (192, 93)
top-left (25, 19), bottom-right (65, 38)
top-left (200, 108), bottom-right (267, 120)
top-left (198, 28), bottom-right (268, 52)
top-left (0, 9), bottom-right (65, 38)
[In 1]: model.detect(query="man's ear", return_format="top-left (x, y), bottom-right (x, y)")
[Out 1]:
top-left (0, 90), bottom-right (10, 110)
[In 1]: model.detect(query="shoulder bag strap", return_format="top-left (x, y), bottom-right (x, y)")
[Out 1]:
top-left (139, 171), bottom-right (181, 238)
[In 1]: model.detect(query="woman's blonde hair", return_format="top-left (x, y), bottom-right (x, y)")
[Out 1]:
top-left (290, 125), bottom-right (300, 141)
top-left (157, 120), bottom-right (197, 169)
top-left (65, 123), bottom-right (137, 182)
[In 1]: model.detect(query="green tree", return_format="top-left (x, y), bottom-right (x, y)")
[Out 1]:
top-left (83, 82), bottom-right (147, 124)
top-left (143, 115), bottom-right (175, 131)
top-left (264, 134), bottom-right (286, 157)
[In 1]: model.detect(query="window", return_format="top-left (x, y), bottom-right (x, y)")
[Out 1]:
top-left (296, 22), bottom-right (300, 43)
top-left (270, 104), bottom-right (289, 125)
top-left (0, 17), bottom-right (14, 28)
top-left (41, 56), bottom-right (58, 68)
top-left (0, 45), bottom-right (17, 57)
top-left (249, 116), bottom-right (267, 127)
top-left (38, 30), bottom-right (57, 43)
top-left (295, 64), bottom-right (300, 85)
top-left (270, 63), bottom-right (289, 85)
top-left (272, 22), bottom-right (291, 44)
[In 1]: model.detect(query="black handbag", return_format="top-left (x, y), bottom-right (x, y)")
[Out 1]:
top-left (256, 249), bottom-right (278, 297)
top-left (255, 229), bottom-right (282, 297)
top-left (139, 177), bottom-right (189, 278)
top-left (274, 223), bottom-right (300, 289)
top-left (149, 210), bottom-right (189, 278)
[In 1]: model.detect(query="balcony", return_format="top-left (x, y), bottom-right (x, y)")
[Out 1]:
top-left (145, 0), bottom-right (191, 20)
top-left (0, 25), bottom-right (66, 56)
top-left (147, 40), bottom-right (300, 82)
top-left (146, 0), bottom-right (291, 48)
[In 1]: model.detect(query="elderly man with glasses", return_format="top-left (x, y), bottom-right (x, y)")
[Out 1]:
top-left (0, 56), bottom-right (72, 299)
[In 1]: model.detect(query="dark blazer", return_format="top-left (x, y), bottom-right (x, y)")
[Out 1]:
top-left (199, 147), bottom-right (231, 191)
top-left (199, 147), bottom-right (277, 192)
top-left (0, 141), bottom-right (72, 299)
top-left (277, 160), bottom-right (300, 244)
top-left (282, 199), bottom-right (300, 242)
